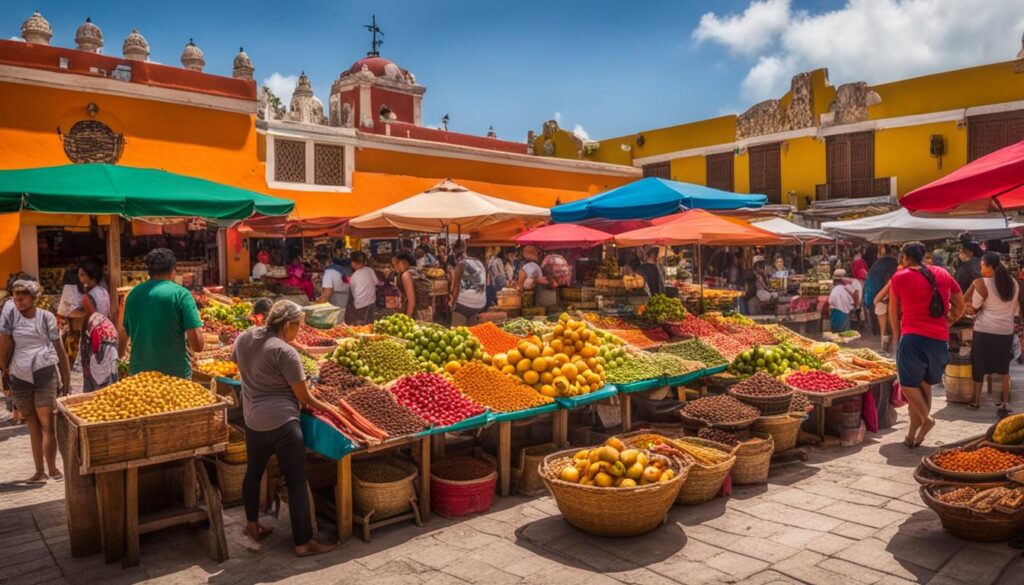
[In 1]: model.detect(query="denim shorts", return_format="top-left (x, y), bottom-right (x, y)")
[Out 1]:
top-left (896, 334), bottom-right (948, 388)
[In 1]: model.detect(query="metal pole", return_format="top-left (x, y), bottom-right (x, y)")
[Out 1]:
top-left (697, 242), bottom-right (704, 315)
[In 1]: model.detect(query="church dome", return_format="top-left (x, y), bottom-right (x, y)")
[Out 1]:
top-left (21, 12), bottom-right (52, 45)
top-left (75, 17), bottom-right (103, 53)
top-left (344, 56), bottom-right (413, 83)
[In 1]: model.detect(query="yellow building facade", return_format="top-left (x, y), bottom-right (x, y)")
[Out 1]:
top-left (534, 43), bottom-right (1024, 209)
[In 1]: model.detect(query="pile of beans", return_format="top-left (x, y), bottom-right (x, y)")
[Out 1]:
top-left (353, 459), bottom-right (414, 483)
top-left (431, 456), bottom-right (495, 482)
top-left (785, 370), bottom-right (854, 393)
top-left (790, 392), bottom-right (812, 414)
top-left (390, 373), bottom-right (486, 427)
top-left (317, 361), bottom-right (370, 392)
top-left (697, 427), bottom-right (741, 447)
top-left (731, 371), bottom-right (792, 397)
top-left (660, 339), bottom-right (728, 367)
top-left (452, 363), bottom-right (553, 412)
top-left (682, 395), bottom-right (760, 424)
top-left (468, 322), bottom-right (521, 355)
top-left (931, 447), bottom-right (1024, 473)
top-left (343, 385), bottom-right (428, 436)
top-left (937, 486), bottom-right (977, 505)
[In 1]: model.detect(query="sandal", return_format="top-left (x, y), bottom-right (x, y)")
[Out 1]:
top-left (49, 471), bottom-right (64, 482)
top-left (903, 436), bottom-right (917, 448)
top-left (967, 403), bottom-right (980, 410)
top-left (244, 524), bottom-right (273, 542)
top-left (294, 540), bottom-right (335, 558)
top-left (25, 472), bottom-right (48, 485)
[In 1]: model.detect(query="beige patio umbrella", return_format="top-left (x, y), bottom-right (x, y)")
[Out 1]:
top-left (348, 179), bottom-right (550, 233)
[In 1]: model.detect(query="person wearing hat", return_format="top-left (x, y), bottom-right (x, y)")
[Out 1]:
top-left (955, 235), bottom-right (983, 294)
top-left (828, 269), bottom-right (859, 332)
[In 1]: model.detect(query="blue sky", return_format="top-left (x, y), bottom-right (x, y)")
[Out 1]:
top-left (5, 1), bottom-right (1023, 141)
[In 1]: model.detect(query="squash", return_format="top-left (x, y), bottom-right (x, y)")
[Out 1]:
top-left (992, 413), bottom-right (1024, 445)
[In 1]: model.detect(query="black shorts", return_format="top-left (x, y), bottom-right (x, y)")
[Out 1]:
top-left (896, 334), bottom-right (948, 388)
top-left (971, 331), bottom-right (1013, 382)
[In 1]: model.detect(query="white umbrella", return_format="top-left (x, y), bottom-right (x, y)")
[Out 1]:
top-left (348, 179), bottom-right (550, 233)
top-left (821, 208), bottom-right (1023, 243)
top-left (750, 217), bottom-right (831, 241)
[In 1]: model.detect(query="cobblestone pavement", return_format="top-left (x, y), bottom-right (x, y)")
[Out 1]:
top-left (2, 376), bottom-right (1022, 584)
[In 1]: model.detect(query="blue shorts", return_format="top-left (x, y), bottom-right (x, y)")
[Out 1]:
top-left (896, 334), bottom-right (948, 388)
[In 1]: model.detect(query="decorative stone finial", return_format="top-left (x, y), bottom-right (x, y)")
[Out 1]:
top-left (487, 126), bottom-right (497, 138)
top-left (181, 39), bottom-right (205, 71)
top-left (75, 17), bottom-right (103, 53)
top-left (1017, 31), bottom-right (1024, 61)
top-left (293, 71), bottom-right (313, 97)
top-left (21, 11), bottom-right (52, 45)
top-left (122, 29), bottom-right (150, 61)
top-left (233, 46), bottom-right (254, 80)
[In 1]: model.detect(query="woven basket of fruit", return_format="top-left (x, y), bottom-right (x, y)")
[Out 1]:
top-left (540, 438), bottom-right (691, 537)
top-left (727, 372), bottom-right (794, 416)
top-left (922, 446), bottom-right (1024, 482)
top-left (670, 437), bottom-right (736, 505)
top-left (731, 432), bottom-right (774, 486)
top-left (352, 457), bottom-right (419, 520)
top-left (752, 414), bottom-right (802, 453)
top-left (921, 484), bottom-right (1024, 542)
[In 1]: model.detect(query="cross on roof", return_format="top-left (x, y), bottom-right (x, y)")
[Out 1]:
top-left (364, 15), bottom-right (384, 57)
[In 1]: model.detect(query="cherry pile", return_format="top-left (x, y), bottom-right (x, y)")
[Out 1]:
top-left (389, 373), bottom-right (485, 427)
top-left (785, 370), bottom-right (854, 393)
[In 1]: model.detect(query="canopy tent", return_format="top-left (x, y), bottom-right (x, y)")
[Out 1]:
top-left (0, 163), bottom-right (294, 220)
top-left (820, 208), bottom-right (1023, 243)
top-left (514, 223), bottom-right (612, 249)
top-left (239, 215), bottom-right (349, 238)
top-left (900, 140), bottom-right (1024, 213)
top-left (550, 177), bottom-right (768, 222)
top-left (614, 209), bottom-right (789, 247)
top-left (348, 179), bottom-right (549, 233)
top-left (750, 217), bottom-right (832, 242)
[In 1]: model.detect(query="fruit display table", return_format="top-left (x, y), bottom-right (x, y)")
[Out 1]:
top-left (799, 384), bottom-right (871, 441)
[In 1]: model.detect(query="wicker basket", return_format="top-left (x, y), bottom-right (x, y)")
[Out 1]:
top-left (57, 391), bottom-right (229, 474)
top-left (752, 414), bottom-right (802, 453)
top-left (352, 458), bottom-right (419, 520)
top-left (223, 426), bottom-right (247, 464)
top-left (731, 432), bottom-right (775, 486)
top-left (922, 448), bottom-right (1024, 482)
top-left (540, 448), bottom-right (690, 537)
top-left (920, 485), bottom-right (1024, 542)
top-left (211, 457), bottom-right (247, 505)
top-left (516, 443), bottom-right (561, 497)
top-left (728, 388), bottom-right (794, 417)
top-left (672, 437), bottom-right (736, 505)
top-left (680, 411), bottom-right (759, 433)
top-left (431, 457), bottom-right (497, 519)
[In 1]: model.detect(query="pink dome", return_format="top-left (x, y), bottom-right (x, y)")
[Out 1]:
top-left (344, 56), bottom-right (413, 83)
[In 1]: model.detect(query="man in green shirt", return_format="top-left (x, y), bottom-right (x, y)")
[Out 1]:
top-left (119, 248), bottom-right (204, 379)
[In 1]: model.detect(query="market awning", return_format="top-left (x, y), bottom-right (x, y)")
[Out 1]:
top-left (820, 208), bottom-right (1023, 243)
top-left (614, 209), bottom-right (789, 247)
top-left (0, 163), bottom-right (294, 219)
top-left (900, 140), bottom-right (1024, 213)
top-left (550, 177), bottom-right (768, 222)
top-left (514, 223), bottom-right (612, 249)
top-left (239, 215), bottom-right (350, 238)
top-left (348, 178), bottom-right (550, 233)
top-left (750, 217), bottom-right (832, 242)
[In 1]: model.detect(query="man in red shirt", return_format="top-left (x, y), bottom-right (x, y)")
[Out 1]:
top-left (889, 242), bottom-right (965, 448)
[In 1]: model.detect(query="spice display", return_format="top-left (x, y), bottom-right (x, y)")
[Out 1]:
top-left (329, 338), bottom-right (422, 384)
top-left (342, 385), bottom-right (429, 436)
top-left (432, 457), bottom-right (495, 482)
top-left (728, 343), bottom-right (821, 378)
top-left (557, 437), bottom-right (675, 488)
top-left (200, 299), bottom-right (252, 330)
top-left (195, 360), bottom-right (238, 379)
top-left (310, 385), bottom-right (390, 444)
top-left (640, 294), bottom-right (688, 322)
top-left (317, 361), bottom-right (369, 392)
top-left (353, 459), bottom-right (413, 483)
top-left (490, 313), bottom-right (605, 397)
top-left (992, 413), bottom-right (1024, 445)
top-left (389, 373), bottom-right (486, 427)
top-left (468, 322), bottom-right (521, 355)
top-left (602, 328), bottom-right (664, 350)
top-left (69, 372), bottom-right (216, 422)
top-left (452, 362), bottom-right (553, 412)
top-left (931, 447), bottom-right (1024, 473)
top-left (785, 370), bottom-right (855, 393)
top-left (730, 371), bottom-right (792, 397)
top-left (660, 339), bottom-right (728, 368)
top-left (697, 427), bottom-right (741, 447)
top-left (407, 326), bottom-right (483, 370)
top-left (681, 395), bottom-right (760, 425)
top-left (374, 313), bottom-right (419, 339)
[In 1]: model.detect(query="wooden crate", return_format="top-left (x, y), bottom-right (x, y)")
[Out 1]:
top-left (57, 393), bottom-right (230, 475)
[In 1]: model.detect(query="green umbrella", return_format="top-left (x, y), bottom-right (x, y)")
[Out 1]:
top-left (0, 163), bottom-right (293, 219)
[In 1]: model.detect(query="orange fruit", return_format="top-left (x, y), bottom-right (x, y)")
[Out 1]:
top-left (524, 345), bottom-right (541, 360)
top-left (523, 370), bottom-right (539, 385)
top-left (532, 357), bottom-right (549, 372)
top-left (507, 349), bottom-right (522, 364)
top-left (517, 359), bottom-right (533, 373)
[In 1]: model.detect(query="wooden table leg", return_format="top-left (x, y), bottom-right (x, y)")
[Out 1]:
top-left (553, 410), bottom-right (568, 448)
top-left (335, 455), bottom-right (352, 542)
top-left (182, 457), bottom-right (197, 509)
top-left (195, 459), bottom-right (228, 562)
top-left (817, 406), bottom-right (826, 441)
top-left (55, 414), bottom-right (100, 557)
top-left (621, 395), bottom-right (632, 432)
top-left (123, 467), bottom-right (139, 568)
top-left (419, 437), bottom-right (431, 522)
top-left (96, 470), bottom-right (126, 564)
top-left (498, 421), bottom-right (511, 497)
top-left (431, 432), bottom-right (446, 461)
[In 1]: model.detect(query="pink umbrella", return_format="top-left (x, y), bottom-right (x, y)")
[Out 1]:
top-left (514, 223), bottom-right (612, 249)
top-left (900, 140), bottom-right (1024, 213)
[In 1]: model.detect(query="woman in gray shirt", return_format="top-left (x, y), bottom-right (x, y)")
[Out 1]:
top-left (232, 300), bottom-right (340, 557)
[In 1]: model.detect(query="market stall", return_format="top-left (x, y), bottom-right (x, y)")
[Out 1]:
top-left (821, 208), bottom-right (1024, 243)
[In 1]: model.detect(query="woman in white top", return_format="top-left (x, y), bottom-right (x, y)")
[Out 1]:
top-left (965, 252), bottom-right (1020, 411)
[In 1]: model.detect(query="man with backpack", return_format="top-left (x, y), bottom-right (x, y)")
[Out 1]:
top-left (889, 241), bottom-right (965, 449)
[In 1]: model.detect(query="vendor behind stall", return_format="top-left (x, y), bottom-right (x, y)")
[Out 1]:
top-left (318, 251), bottom-right (352, 324)
top-left (251, 250), bottom-right (271, 280)
top-left (348, 251), bottom-right (379, 325)
top-left (518, 245), bottom-right (559, 309)
top-left (636, 248), bottom-right (664, 296)
top-left (119, 248), bottom-right (204, 379)
top-left (450, 243), bottom-right (487, 326)
top-left (394, 250), bottom-right (434, 321)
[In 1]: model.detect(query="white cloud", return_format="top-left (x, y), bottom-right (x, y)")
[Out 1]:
top-left (572, 124), bottom-right (590, 141)
top-left (262, 72), bottom-right (298, 105)
top-left (9, 36), bottom-right (24, 42)
top-left (693, 0), bottom-right (791, 56)
top-left (695, 0), bottom-right (1024, 103)
top-left (554, 111), bottom-right (563, 124)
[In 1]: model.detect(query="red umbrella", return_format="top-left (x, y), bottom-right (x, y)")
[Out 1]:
top-left (900, 140), bottom-right (1024, 213)
top-left (514, 223), bottom-right (612, 249)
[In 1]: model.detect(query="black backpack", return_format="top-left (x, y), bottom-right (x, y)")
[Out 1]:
top-left (916, 266), bottom-right (947, 318)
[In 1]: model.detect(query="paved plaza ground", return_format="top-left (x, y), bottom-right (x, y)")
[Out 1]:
top-left (2, 369), bottom-right (1023, 585)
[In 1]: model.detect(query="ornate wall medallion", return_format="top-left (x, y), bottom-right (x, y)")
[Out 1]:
top-left (62, 120), bottom-right (125, 164)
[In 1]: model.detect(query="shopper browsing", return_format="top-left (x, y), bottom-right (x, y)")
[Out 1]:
top-left (889, 241), bottom-right (965, 448)
top-left (347, 251), bottom-right (380, 325)
top-left (393, 250), bottom-right (434, 321)
top-left (0, 280), bottom-right (71, 484)
top-left (318, 250), bottom-right (352, 324)
top-left (233, 300), bottom-right (340, 557)
top-left (120, 248), bottom-right (205, 379)
top-left (450, 243), bottom-right (487, 326)
top-left (964, 252), bottom-right (1019, 412)
top-left (827, 269), bottom-right (858, 332)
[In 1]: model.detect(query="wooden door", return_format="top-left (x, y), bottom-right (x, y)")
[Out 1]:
top-left (748, 143), bottom-right (781, 203)
top-left (706, 152), bottom-right (734, 192)
top-left (969, 111), bottom-right (1024, 161)
top-left (642, 162), bottom-right (671, 179)
top-left (825, 132), bottom-right (874, 199)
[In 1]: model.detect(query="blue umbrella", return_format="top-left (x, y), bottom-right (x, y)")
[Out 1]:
top-left (551, 177), bottom-right (767, 222)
